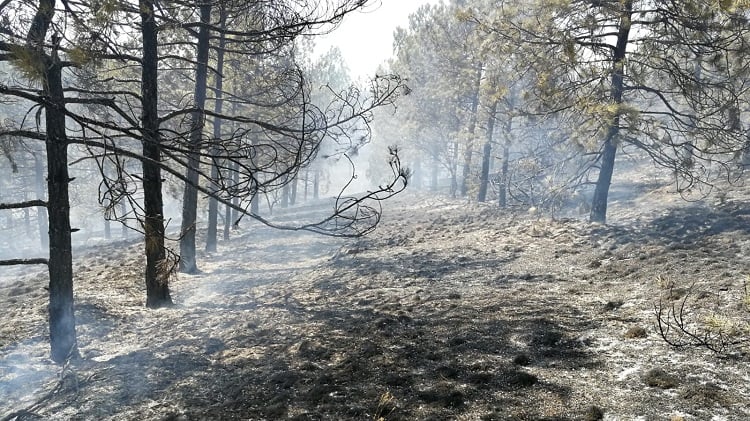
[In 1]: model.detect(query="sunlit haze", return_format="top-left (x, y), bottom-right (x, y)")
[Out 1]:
top-left (313, 0), bottom-right (439, 80)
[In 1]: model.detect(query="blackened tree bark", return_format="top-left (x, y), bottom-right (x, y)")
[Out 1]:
top-left (477, 100), bottom-right (498, 202)
top-left (26, 0), bottom-right (78, 363)
top-left (45, 56), bottom-right (77, 361)
top-left (589, 1), bottom-right (631, 223)
top-left (179, 0), bottom-right (211, 273)
top-left (33, 151), bottom-right (49, 250)
top-left (206, 5), bottom-right (227, 253)
top-left (141, 0), bottom-right (172, 307)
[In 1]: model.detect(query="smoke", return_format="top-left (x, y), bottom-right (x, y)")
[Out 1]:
top-left (0, 338), bottom-right (58, 416)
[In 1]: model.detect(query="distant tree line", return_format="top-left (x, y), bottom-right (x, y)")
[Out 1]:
top-left (375, 0), bottom-right (750, 222)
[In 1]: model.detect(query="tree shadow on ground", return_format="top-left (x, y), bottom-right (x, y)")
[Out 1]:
top-left (591, 202), bottom-right (750, 248)
top-left (34, 270), bottom-right (600, 420)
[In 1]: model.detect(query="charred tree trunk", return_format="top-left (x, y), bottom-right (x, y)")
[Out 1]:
top-left (590, 131), bottom-right (618, 223)
top-left (206, 6), bottom-right (227, 253)
top-left (28, 1), bottom-right (76, 361)
top-left (450, 141), bottom-right (459, 198)
top-left (25, 0), bottom-right (78, 364)
top-left (179, 1), bottom-right (211, 273)
top-left (141, 0), bottom-right (172, 307)
top-left (477, 100), bottom-right (498, 203)
top-left (231, 160), bottom-right (240, 227)
top-left (34, 151), bottom-right (49, 250)
top-left (45, 52), bottom-right (77, 364)
top-left (590, 2), bottom-right (631, 223)
top-left (460, 65), bottom-right (483, 197)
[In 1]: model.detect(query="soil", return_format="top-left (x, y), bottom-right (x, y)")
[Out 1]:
top-left (2, 170), bottom-right (750, 420)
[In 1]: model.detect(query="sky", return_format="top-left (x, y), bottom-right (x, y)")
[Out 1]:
top-left (313, 0), bottom-right (439, 81)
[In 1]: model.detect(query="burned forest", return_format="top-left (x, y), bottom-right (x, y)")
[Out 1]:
top-left (2, 0), bottom-right (750, 420)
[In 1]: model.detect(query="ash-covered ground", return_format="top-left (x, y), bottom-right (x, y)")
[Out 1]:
top-left (2, 175), bottom-right (750, 420)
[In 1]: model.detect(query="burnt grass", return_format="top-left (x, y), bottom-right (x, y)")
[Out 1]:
top-left (2, 186), bottom-right (750, 420)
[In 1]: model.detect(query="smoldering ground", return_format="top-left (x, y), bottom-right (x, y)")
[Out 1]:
top-left (2, 165), bottom-right (750, 420)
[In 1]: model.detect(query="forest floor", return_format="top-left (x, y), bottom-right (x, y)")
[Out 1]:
top-left (2, 169), bottom-right (750, 420)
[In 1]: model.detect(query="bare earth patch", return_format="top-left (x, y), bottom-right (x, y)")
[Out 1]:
top-left (2, 184), bottom-right (750, 420)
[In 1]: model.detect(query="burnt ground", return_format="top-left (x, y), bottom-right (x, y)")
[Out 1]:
top-left (1, 177), bottom-right (750, 420)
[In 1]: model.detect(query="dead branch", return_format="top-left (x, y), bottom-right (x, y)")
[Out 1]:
top-left (0, 200), bottom-right (47, 210)
top-left (655, 284), bottom-right (750, 355)
top-left (0, 258), bottom-right (49, 266)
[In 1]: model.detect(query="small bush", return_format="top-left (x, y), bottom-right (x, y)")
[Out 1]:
top-left (624, 326), bottom-right (648, 339)
top-left (643, 368), bottom-right (679, 389)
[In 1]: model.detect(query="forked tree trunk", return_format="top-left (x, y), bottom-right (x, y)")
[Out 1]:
top-left (179, 1), bottom-right (211, 273)
top-left (590, 1), bottom-right (631, 223)
top-left (141, 0), bottom-right (172, 307)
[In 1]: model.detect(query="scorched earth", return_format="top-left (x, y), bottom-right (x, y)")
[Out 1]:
top-left (1, 179), bottom-right (750, 420)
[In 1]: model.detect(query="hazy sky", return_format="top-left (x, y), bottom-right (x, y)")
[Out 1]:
top-left (313, 0), bottom-right (439, 80)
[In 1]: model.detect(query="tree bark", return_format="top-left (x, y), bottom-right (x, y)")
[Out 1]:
top-left (498, 140), bottom-right (510, 208)
top-left (34, 152), bottom-right (49, 250)
top-left (44, 41), bottom-right (77, 364)
top-left (590, 1), bottom-right (632, 223)
top-left (460, 64), bottom-right (483, 197)
top-left (477, 100), bottom-right (498, 203)
top-left (281, 184), bottom-right (289, 208)
top-left (179, 1), bottom-right (211, 273)
top-left (450, 141), bottom-right (459, 197)
top-left (431, 155), bottom-right (439, 192)
top-left (104, 218), bottom-right (111, 240)
top-left (313, 169), bottom-right (319, 199)
top-left (412, 159), bottom-right (422, 190)
top-left (290, 178), bottom-right (297, 206)
top-left (206, 6), bottom-right (227, 253)
top-left (120, 200), bottom-right (128, 239)
top-left (23, 0), bottom-right (78, 364)
top-left (498, 118), bottom-right (512, 208)
top-left (140, 0), bottom-right (172, 307)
